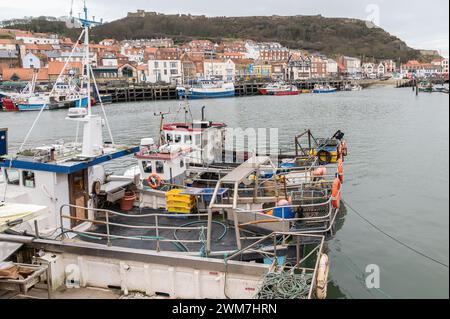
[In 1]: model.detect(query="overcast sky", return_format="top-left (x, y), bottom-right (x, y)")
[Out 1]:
top-left (1, 0), bottom-right (448, 57)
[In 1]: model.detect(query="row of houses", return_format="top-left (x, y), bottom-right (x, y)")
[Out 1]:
top-left (0, 28), bottom-right (448, 85)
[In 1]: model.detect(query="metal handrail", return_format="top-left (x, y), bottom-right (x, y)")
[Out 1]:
top-left (59, 204), bottom-right (211, 250)
top-left (228, 231), bottom-right (325, 299)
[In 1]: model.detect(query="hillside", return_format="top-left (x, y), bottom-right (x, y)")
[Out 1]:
top-left (4, 14), bottom-right (427, 62)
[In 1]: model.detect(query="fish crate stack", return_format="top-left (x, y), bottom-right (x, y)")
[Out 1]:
top-left (166, 189), bottom-right (196, 214)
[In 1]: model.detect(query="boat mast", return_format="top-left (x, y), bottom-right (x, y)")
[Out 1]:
top-left (83, 0), bottom-right (92, 116)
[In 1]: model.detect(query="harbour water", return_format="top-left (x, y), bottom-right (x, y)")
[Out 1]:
top-left (1, 86), bottom-right (448, 299)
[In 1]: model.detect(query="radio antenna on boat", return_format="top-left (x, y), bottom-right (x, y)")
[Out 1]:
top-left (18, 0), bottom-right (114, 153)
top-left (154, 110), bottom-right (172, 145)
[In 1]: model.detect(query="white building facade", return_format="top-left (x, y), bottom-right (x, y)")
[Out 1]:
top-left (22, 52), bottom-right (41, 69)
top-left (16, 34), bottom-right (59, 45)
top-left (148, 59), bottom-right (182, 84)
top-left (203, 59), bottom-right (236, 82)
top-left (326, 59), bottom-right (338, 76)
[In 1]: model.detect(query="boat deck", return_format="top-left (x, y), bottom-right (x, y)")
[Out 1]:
top-left (72, 206), bottom-right (257, 255)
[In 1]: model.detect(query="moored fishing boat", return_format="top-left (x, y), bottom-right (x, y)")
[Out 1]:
top-left (16, 93), bottom-right (53, 111)
top-left (343, 83), bottom-right (362, 91)
top-left (313, 84), bottom-right (337, 93)
top-left (177, 80), bottom-right (235, 99)
top-left (418, 81), bottom-right (433, 93)
top-left (0, 2), bottom-right (350, 300)
top-left (259, 83), bottom-right (300, 96)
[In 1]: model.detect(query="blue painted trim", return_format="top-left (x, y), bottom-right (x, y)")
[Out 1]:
top-left (0, 146), bottom-right (140, 174)
top-left (74, 97), bottom-right (89, 108)
top-left (178, 90), bottom-right (235, 99)
top-left (17, 104), bottom-right (49, 111)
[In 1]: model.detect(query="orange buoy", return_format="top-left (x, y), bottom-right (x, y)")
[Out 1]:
top-left (147, 173), bottom-right (162, 189)
top-left (342, 140), bottom-right (348, 156)
top-left (338, 159), bottom-right (344, 183)
top-left (331, 178), bottom-right (341, 209)
top-left (313, 166), bottom-right (327, 177)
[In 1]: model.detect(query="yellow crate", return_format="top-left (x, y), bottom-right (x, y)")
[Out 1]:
top-left (167, 200), bottom-right (195, 209)
top-left (166, 189), bottom-right (195, 204)
top-left (167, 207), bottom-right (192, 214)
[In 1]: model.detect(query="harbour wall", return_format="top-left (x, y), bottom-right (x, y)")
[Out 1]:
top-left (97, 79), bottom-right (360, 103)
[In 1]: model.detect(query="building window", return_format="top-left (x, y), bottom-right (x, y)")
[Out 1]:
top-left (22, 171), bottom-right (36, 188)
top-left (180, 159), bottom-right (184, 168)
top-left (5, 169), bottom-right (20, 186)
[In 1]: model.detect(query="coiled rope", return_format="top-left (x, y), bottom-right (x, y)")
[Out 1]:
top-left (256, 272), bottom-right (313, 299)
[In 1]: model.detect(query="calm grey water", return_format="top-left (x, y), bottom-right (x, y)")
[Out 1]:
top-left (1, 86), bottom-right (448, 299)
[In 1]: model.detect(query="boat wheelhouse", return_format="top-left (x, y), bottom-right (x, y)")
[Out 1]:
top-left (0, 112), bottom-right (138, 235)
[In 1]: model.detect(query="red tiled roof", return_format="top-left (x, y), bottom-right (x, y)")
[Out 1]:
top-left (2, 68), bottom-right (48, 81)
top-left (47, 61), bottom-right (83, 75)
top-left (0, 39), bottom-right (17, 45)
top-left (24, 43), bottom-right (54, 51)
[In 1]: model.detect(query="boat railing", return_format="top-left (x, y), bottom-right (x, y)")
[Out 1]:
top-left (59, 204), bottom-right (211, 253)
top-left (230, 180), bottom-right (341, 237)
top-left (227, 231), bottom-right (326, 299)
top-left (235, 175), bottom-right (336, 198)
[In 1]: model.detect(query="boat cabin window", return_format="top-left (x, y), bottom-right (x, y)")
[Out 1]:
top-left (22, 171), bottom-right (36, 188)
top-left (194, 135), bottom-right (201, 146)
top-left (142, 161), bottom-right (153, 174)
top-left (166, 134), bottom-right (173, 143)
top-left (174, 134), bottom-right (182, 143)
top-left (184, 135), bottom-right (192, 144)
top-left (155, 161), bottom-right (164, 174)
top-left (5, 169), bottom-right (20, 186)
top-left (180, 159), bottom-right (184, 168)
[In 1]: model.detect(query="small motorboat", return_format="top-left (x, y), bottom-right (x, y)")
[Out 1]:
top-left (432, 84), bottom-right (448, 93)
top-left (259, 83), bottom-right (300, 96)
top-left (418, 82), bottom-right (433, 93)
top-left (313, 84), bottom-right (337, 93)
top-left (343, 83), bottom-right (362, 91)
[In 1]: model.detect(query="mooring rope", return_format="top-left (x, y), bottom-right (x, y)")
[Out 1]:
top-left (255, 272), bottom-right (313, 299)
top-left (342, 199), bottom-right (449, 269)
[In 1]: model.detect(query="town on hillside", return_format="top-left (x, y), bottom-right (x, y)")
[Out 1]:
top-left (0, 27), bottom-right (449, 86)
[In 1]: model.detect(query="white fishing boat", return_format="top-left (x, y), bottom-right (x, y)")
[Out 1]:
top-left (0, 2), bottom-right (338, 300)
top-left (313, 84), bottom-right (337, 93)
top-left (177, 81), bottom-right (235, 99)
top-left (343, 83), bottom-right (362, 91)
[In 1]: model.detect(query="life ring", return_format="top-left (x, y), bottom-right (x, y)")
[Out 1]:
top-left (147, 174), bottom-right (162, 189)
top-left (338, 159), bottom-right (344, 183)
top-left (316, 253), bottom-right (330, 299)
top-left (331, 178), bottom-right (341, 209)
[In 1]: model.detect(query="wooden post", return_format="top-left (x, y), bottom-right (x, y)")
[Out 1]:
top-left (416, 80), bottom-right (419, 96)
